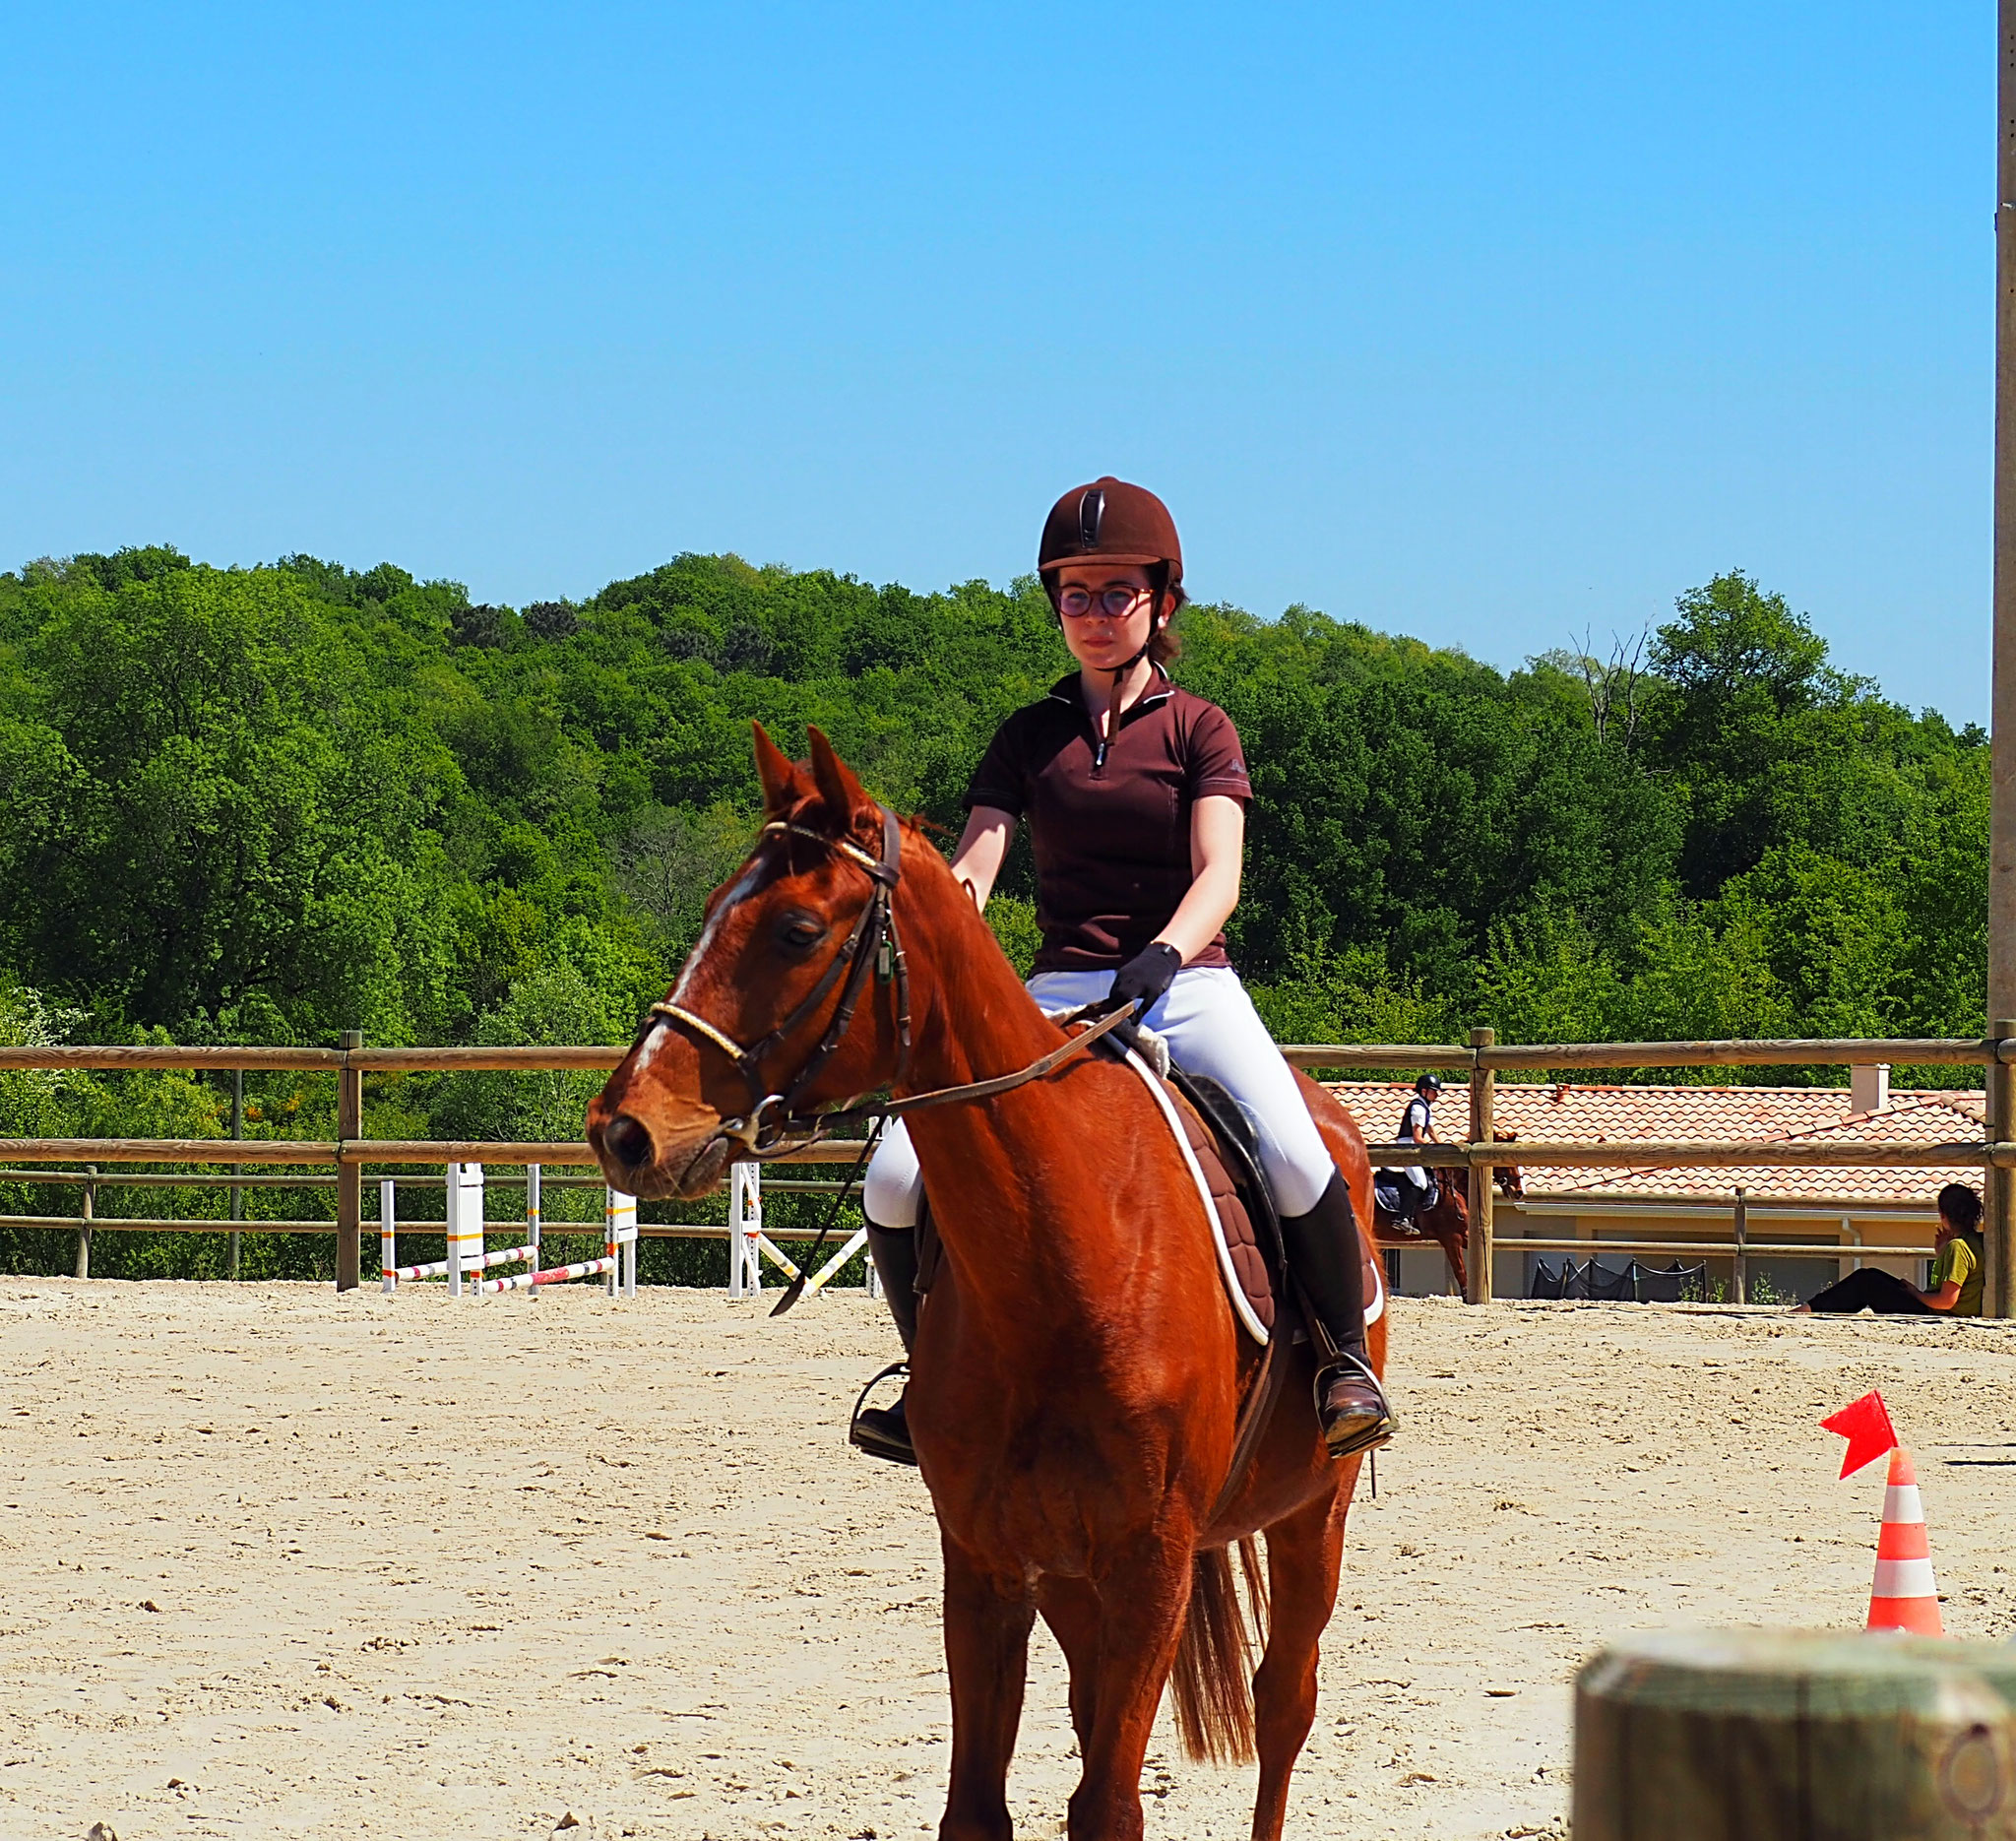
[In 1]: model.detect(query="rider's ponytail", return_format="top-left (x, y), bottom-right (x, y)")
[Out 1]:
top-left (1148, 564), bottom-right (1186, 668)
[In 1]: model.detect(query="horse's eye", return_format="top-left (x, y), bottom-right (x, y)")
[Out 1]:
top-left (777, 913), bottom-right (825, 952)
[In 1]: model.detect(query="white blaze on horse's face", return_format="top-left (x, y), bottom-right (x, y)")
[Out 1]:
top-left (667, 857), bottom-right (771, 1007)
top-left (631, 856), bottom-right (773, 1076)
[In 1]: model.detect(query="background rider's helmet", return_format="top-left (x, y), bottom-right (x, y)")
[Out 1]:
top-left (1416, 1073), bottom-right (1443, 1097)
top-left (1038, 477), bottom-right (1183, 592)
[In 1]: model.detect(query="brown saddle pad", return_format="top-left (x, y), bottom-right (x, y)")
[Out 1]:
top-left (1166, 1085), bottom-right (1275, 1335)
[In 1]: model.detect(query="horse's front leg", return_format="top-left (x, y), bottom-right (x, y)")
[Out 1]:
top-left (1066, 1536), bottom-right (1193, 1841)
top-left (1037, 1572), bottom-right (1102, 1759)
top-left (939, 1532), bottom-right (1036, 1841)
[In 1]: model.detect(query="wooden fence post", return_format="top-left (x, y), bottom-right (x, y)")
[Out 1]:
top-left (74, 1165), bottom-right (95, 1279)
top-left (1575, 1627), bottom-right (2016, 1840)
top-left (336, 1030), bottom-right (362, 1292)
top-left (1467, 1027), bottom-right (1494, 1304)
top-left (1990, 1022), bottom-right (2015, 1318)
top-left (228, 1067), bottom-right (243, 1281)
top-left (1732, 1185), bottom-right (1748, 1304)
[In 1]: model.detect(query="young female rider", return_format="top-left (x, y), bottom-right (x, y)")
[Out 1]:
top-left (850, 476), bottom-right (1395, 1466)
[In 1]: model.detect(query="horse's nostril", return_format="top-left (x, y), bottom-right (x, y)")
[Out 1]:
top-left (602, 1112), bottom-right (655, 1172)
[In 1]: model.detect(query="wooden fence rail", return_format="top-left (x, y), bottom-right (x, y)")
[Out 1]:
top-left (1508, 1238), bottom-right (1927, 1259)
top-left (4, 1136), bottom-right (2005, 1171)
top-left (5, 1035), bottom-right (2014, 1075)
top-left (0, 1215), bottom-right (835, 1242)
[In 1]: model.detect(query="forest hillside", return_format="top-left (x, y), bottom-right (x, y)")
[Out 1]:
top-left (0, 545), bottom-right (1985, 1273)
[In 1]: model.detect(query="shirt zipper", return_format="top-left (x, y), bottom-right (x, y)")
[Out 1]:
top-left (1073, 672), bottom-right (1170, 776)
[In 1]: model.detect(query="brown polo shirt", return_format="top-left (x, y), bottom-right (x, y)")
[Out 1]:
top-left (965, 668), bottom-right (1252, 973)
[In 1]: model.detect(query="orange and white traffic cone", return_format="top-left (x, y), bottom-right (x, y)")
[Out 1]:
top-left (1865, 1446), bottom-right (1942, 1636)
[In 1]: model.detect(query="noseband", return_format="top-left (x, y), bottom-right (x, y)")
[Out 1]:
top-left (648, 806), bottom-right (913, 1157)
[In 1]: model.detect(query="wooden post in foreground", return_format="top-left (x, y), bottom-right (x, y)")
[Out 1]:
top-left (1466, 1027), bottom-right (1494, 1304)
top-left (1732, 1185), bottom-right (1748, 1305)
top-left (1991, 1023), bottom-right (2015, 1318)
top-left (1990, 0), bottom-right (2016, 1312)
top-left (1575, 1628), bottom-right (2016, 1840)
top-left (336, 1030), bottom-right (362, 1292)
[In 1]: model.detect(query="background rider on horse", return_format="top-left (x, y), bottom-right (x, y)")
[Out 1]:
top-left (1374, 1072), bottom-right (1444, 1225)
top-left (850, 476), bottom-right (1396, 1467)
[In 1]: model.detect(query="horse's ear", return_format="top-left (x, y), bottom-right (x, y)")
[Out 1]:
top-left (805, 726), bottom-right (874, 833)
top-left (752, 723), bottom-right (806, 817)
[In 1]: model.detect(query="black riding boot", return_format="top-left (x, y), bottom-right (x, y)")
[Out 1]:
top-left (850, 1222), bottom-right (919, 1466)
top-left (1279, 1174), bottom-right (1396, 1459)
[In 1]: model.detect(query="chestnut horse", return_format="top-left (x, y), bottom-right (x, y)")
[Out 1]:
top-left (1373, 1165), bottom-right (1472, 1296)
top-left (589, 728), bottom-right (1387, 1841)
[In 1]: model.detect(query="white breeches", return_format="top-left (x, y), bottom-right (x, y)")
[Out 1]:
top-left (861, 964), bottom-right (1338, 1229)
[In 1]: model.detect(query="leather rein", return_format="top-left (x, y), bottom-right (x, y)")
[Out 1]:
top-left (645, 803), bottom-right (1138, 1162)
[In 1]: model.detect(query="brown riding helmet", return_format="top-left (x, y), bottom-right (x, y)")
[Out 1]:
top-left (1038, 477), bottom-right (1183, 590)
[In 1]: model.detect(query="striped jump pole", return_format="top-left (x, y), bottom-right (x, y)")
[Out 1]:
top-left (391, 1242), bottom-right (539, 1284)
top-left (381, 1162), bottom-right (535, 1294)
top-left (472, 1180), bottom-right (636, 1298)
top-left (378, 1163), bottom-right (633, 1301)
top-left (805, 1226), bottom-right (870, 1296)
top-left (474, 1253), bottom-right (616, 1294)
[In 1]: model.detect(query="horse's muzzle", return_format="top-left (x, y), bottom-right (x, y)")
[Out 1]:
top-left (590, 1114), bottom-right (734, 1201)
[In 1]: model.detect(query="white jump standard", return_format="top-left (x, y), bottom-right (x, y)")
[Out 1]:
top-left (725, 1159), bottom-right (870, 1300)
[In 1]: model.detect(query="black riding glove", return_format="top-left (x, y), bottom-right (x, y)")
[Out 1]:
top-left (1109, 941), bottom-right (1182, 1014)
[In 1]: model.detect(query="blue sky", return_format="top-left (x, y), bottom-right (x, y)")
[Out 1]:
top-left (1, 3), bottom-right (1990, 719)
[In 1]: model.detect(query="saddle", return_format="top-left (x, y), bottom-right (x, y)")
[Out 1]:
top-left (1373, 1170), bottom-right (1424, 1224)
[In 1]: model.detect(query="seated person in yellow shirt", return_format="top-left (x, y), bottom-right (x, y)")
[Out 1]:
top-left (1796, 1183), bottom-right (1984, 1317)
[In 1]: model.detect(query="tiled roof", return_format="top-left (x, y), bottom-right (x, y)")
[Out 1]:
top-left (1324, 1080), bottom-right (1986, 1209)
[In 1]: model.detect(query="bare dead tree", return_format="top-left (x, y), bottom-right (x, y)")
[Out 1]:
top-left (1573, 626), bottom-right (1648, 751)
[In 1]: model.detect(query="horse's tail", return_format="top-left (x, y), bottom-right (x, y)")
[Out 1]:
top-left (1169, 1535), bottom-right (1268, 1765)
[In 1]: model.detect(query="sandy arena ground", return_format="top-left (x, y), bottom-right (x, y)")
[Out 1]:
top-left (2, 1282), bottom-right (2014, 1841)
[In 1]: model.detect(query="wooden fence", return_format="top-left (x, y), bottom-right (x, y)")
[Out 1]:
top-left (2, 1029), bottom-right (2011, 1313)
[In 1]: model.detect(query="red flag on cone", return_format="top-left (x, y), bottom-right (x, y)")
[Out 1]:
top-left (1821, 1389), bottom-right (1897, 1479)
top-left (1865, 1446), bottom-right (1942, 1635)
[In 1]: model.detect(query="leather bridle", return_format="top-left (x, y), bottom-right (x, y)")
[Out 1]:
top-left (643, 802), bottom-right (1140, 1161)
top-left (649, 806), bottom-right (913, 1158)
